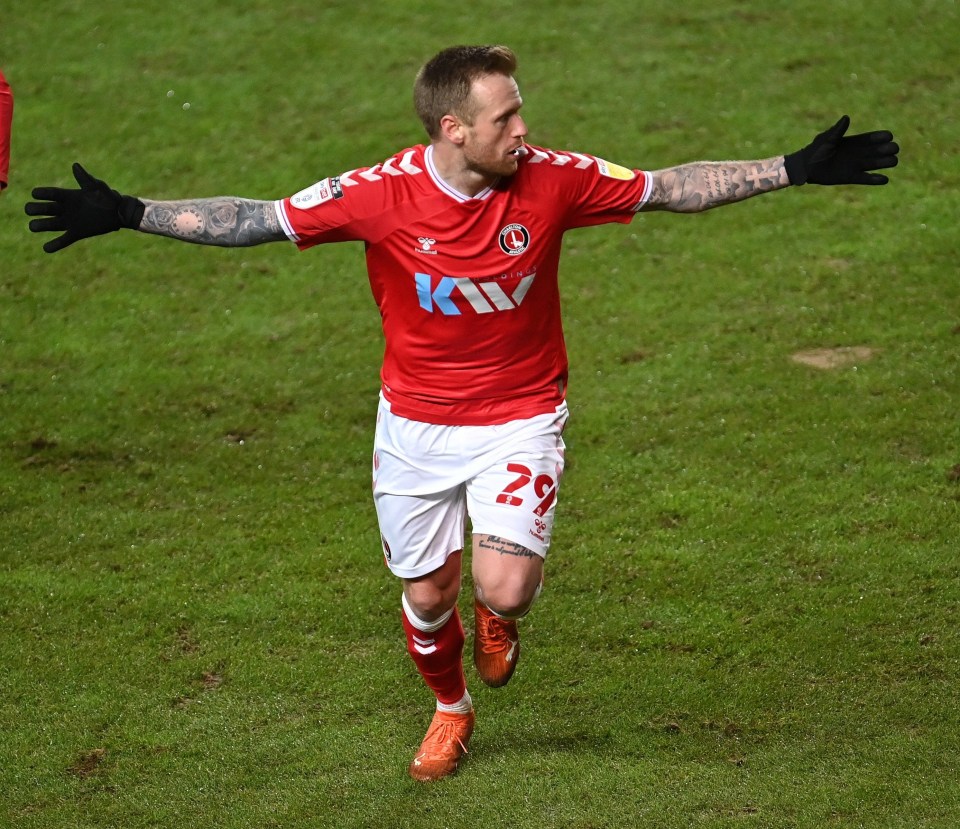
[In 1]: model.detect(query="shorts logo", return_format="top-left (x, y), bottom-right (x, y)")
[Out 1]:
top-left (498, 223), bottom-right (530, 256)
top-left (530, 517), bottom-right (547, 543)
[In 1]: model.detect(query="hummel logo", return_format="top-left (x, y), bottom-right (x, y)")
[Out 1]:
top-left (417, 237), bottom-right (438, 255)
top-left (413, 634), bottom-right (438, 655)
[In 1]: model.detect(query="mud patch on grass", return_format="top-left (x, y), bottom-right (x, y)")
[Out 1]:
top-left (172, 665), bottom-right (226, 709)
top-left (201, 670), bottom-right (224, 691)
top-left (68, 748), bottom-right (107, 778)
top-left (791, 346), bottom-right (877, 369)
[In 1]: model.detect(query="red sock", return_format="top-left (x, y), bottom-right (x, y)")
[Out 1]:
top-left (401, 605), bottom-right (467, 706)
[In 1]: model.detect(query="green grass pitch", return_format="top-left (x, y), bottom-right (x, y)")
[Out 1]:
top-left (2, 2), bottom-right (959, 827)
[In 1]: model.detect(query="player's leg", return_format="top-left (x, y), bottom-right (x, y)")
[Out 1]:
top-left (372, 398), bottom-right (474, 780)
top-left (376, 487), bottom-right (474, 781)
top-left (467, 404), bottom-right (567, 687)
top-left (472, 534), bottom-right (544, 617)
top-left (374, 486), bottom-right (474, 781)
top-left (374, 484), bottom-right (471, 713)
top-left (401, 551), bottom-right (469, 710)
top-left (471, 534), bottom-right (544, 687)
top-left (401, 553), bottom-right (476, 782)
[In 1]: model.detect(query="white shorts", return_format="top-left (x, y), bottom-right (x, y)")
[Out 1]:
top-left (372, 395), bottom-right (568, 579)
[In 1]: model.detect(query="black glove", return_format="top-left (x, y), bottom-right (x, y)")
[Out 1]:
top-left (25, 163), bottom-right (145, 253)
top-left (784, 115), bottom-right (899, 186)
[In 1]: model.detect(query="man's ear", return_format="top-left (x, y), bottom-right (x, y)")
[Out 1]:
top-left (439, 113), bottom-right (466, 146)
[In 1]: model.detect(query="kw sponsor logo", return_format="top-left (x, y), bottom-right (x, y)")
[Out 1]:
top-left (415, 270), bottom-right (537, 315)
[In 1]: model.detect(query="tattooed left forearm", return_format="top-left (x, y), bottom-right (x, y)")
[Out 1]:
top-left (644, 157), bottom-right (791, 213)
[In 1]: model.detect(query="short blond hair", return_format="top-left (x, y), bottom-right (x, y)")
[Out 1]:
top-left (413, 45), bottom-right (518, 139)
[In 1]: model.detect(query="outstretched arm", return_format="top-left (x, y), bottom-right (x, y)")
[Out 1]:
top-left (26, 163), bottom-right (286, 253)
top-left (139, 197), bottom-right (286, 246)
top-left (640, 116), bottom-right (899, 215)
top-left (642, 157), bottom-right (789, 213)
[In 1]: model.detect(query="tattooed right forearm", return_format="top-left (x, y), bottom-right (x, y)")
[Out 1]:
top-left (139, 197), bottom-right (286, 247)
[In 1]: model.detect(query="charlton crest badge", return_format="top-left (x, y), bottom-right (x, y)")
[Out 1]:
top-left (498, 223), bottom-right (530, 256)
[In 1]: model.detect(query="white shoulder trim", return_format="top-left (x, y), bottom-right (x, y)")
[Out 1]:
top-left (634, 171), bottom-right (654, 212)
top-left (274, 199), bottom-right (299, 243)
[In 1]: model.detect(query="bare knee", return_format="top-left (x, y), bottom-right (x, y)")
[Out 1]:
top-left (476, 577), bottom-right (542, 618)
top-left (473, 539), bottom-right (544, 619)
top-left (404, 581), bottom-right (458, 621)
top-left (403, 551), bottom-right (462, 622)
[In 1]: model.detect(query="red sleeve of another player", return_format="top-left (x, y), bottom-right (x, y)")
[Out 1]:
top-left (0, 70), bottom-right (13, 189)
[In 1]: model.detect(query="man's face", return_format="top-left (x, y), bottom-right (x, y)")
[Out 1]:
top-left (459, 73), bottom-right (528, 180)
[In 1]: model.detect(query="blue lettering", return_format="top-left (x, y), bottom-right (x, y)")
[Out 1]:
top-left (416, 272), bottom-right (461, 315)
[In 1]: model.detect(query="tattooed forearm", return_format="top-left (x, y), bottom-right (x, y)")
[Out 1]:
top-left (643, 156), bottom-right (791, 214)
top-left (476, 535), bottom-right (539, 558)
top-left (138, 197), bottom-right (286, 247)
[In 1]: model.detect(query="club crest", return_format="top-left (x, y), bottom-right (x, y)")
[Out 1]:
top-left (498, 223), bottom-right (530, 256)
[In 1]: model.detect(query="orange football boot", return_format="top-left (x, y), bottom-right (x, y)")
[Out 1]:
top-left (408, 709), bottom-right (475, 782)
top-left (473, 598), bottom-right (520, 688)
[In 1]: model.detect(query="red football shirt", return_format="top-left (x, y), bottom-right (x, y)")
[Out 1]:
top-left (276, 144), bottom-right (651, 425)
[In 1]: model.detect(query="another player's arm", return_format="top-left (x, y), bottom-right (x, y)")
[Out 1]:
top-left (641, 157), bottom-right (790, 214)
top-left (138, 197), bottom-right (286, 247)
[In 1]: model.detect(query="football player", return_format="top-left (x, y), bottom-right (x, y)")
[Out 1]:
top-left (26, 44), bottom-right (898, 782)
